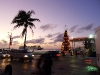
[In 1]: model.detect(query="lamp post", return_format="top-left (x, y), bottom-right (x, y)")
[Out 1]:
top-left (71, 37), bottom-right (74, 55)
top-left (8, 32), bottom-right (12, 50)
top-left (71, 37), bottom-right (73, 51)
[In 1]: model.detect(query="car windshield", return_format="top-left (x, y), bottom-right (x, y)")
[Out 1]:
top-left (2, 52), bottom-right (7, 54)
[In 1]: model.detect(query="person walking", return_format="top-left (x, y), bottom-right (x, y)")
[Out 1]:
top-left (75, 50), bottom-right (78, 57)
top-left (42, 53), bottom-right (53, 75)
top-left (2, 64), bottom-right (12, 75)
top-left (36, 56), bottom-right (44, 75)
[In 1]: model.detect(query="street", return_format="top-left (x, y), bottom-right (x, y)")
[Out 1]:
top-left (0, 55), bottom-right (99, 75)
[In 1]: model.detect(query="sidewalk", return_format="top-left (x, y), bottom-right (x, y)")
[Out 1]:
top-left (51, 56), bottom-right (98, 75)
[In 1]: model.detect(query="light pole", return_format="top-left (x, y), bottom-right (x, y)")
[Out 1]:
top-left (8, 32), bottom-right (12, 50)
top-left (71, 37), bottom-right (73, 50)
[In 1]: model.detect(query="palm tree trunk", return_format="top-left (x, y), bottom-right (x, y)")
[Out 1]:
top-left (24, 28), bottom-right (27, 50)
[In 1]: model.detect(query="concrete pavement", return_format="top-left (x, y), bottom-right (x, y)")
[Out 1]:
top-left (51, 56), bottom-right (98, 75)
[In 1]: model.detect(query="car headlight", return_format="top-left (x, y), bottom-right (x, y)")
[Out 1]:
top-left (8, 54), bottom-right (10, 57)
top-left (24, 55), bottom-right (28, 57)
top-left (32, 55), bottom-right (34, 57)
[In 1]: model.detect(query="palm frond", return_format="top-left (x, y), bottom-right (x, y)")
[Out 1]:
top-left (28, 22), bottom-right (36, 28)
top-left (13, 24), bottom-right (21, 29)
top-left (27, 10), bottom-right (35, 15)
top-left (12, 10), bottom-right (27, 24)
top-left (11, 10), bottom-right (40, 39)
top-left (29, 26), bottom-right (34, 36)
top-left (12, 19), bottom-right (21, 24)
top-left (28, 18), bottom-right (40, 22)
top-left (18, 10), bottom-right (27, 16)
top-left (21, 28), bottom-right (27, 37)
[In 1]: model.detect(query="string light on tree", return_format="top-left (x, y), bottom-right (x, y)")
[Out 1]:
top-left (61, 25), bottom-right (72, 56)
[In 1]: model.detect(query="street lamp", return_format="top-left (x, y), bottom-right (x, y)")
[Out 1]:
top-left (71, 37), bottom-right (74, 51)
top-left (71, 37), bottom-right (73, 51)
top-left (89, 34), bottom-right (94, 38)
top-left (8, 32), bottom-right (12, 50)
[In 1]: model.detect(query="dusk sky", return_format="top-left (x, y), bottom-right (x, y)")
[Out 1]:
top-left (0, 0), bottom-right (100, 49)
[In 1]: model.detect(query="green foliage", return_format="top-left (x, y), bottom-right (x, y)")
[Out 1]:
top-left (84, 38), bottom-right (94, 49)
top-left (11, 10), bottom-right (40, 49)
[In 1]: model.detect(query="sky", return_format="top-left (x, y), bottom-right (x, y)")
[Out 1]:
top-left (0, 0), bottom-right (100, 49)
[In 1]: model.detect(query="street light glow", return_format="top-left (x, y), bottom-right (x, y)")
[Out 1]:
top-left (89, 34), bottom-right (94, 38)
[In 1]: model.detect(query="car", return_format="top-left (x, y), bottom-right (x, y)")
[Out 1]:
top-left (40, 51), bottom-right (61, 59)
top-left (0, 49), bottom-right (10, 59)
top-left (9, 49), bottom-right (34, 62)
top-left (48, 51), bottom-right (61, 58)
top-left (2, 49), bottom-right (10, 58)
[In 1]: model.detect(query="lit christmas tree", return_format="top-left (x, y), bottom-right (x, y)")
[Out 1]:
top-left (61, 27), bottom-right (72, 56)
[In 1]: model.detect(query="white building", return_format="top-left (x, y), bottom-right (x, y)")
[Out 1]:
top-left (95, 26), bottom-right (100, 68)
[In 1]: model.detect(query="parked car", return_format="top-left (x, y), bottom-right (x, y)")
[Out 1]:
top-left (9, 49), bottom-right (34, 62)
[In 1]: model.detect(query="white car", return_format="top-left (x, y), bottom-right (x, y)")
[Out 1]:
top-left (9, 49), bottom-right (34, 62)
top-left (2, 50), bottom-right (10, 58)
top-left (0, 52), bottom-right (10, 59)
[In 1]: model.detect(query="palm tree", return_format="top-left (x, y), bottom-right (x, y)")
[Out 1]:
top-left (12, 10), bottom-right (40, 49)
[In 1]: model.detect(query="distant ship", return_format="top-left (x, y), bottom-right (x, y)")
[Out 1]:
top-left (37, 46), bottom-right (43, 50)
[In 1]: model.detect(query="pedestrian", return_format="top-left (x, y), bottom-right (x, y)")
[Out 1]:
top-left (42, 53), bottom-right (53, 75)
top-left (75, 50), bottom-right (77, 57)
top-left (2, 64), bottom-right (12, 75)
top-left (36, 56), bottom-right (44, 75)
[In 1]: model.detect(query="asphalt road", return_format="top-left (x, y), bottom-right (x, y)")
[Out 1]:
top-left (0, 55), bottom-right (99, 75)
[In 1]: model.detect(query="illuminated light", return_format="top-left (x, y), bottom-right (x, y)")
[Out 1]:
top-left (85, 66), bottom-right (98, 72)
top-left (32, 55), bottom-right (34, 57)
top-left (8, 54), bottom-right (10, 57)
top-left (24, 55), bottom-right (28, 57)
top-left (85, 60), bottom-right (92, 62)
top-left (89, 34), bottom-right (94, 38)
top-left (56, 54), bottom-right (60, 56)
top-left (3, 55), bottom-right (6, 57)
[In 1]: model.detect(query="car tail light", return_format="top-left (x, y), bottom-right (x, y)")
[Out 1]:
top-left (56, 54), bottom-right (60, 56)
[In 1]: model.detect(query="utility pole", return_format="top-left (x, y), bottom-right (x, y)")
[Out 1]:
top-left (8, 32), bottom-right (12, 50)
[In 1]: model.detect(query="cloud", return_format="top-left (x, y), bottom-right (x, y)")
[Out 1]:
top-left (49, 31), bottom-right (70, 44)
top-left (0, 40), bottom-right (8, 46)
top-left (46, 34), bottom-right (53, 38)
top-left (2, 40), bottom-right (8, 44)
top-left (0, 40), bottom-right (8, 48)
top-left (0, 40), bottom-right (19, 49)
top-left (26, 38), bottom-right (45, 44)
top-left (12, 35), bottom-right (20, 39)
top-left (53, 33), bottom-right (64, 43)
top-left (70, 25), bottom-right (79, 33)
top-left (93, 26), bottom-right (100, 31)
top-left (46, 32), bottom-right (60, 38)
top-left (13, 41), bottom-right (19, 46)
top-left (76, 28), bottom-right (84, 33)
top-left (76, 23), bottom-right (94, 33)
top-left (40, 24), bottom-right (57, 31)
top-left (48, 42), bottom-right (55, 44)
top-left (83, 23), bottom-right (94, 30)
top-left (54, 44), bottom-right (57, 46)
